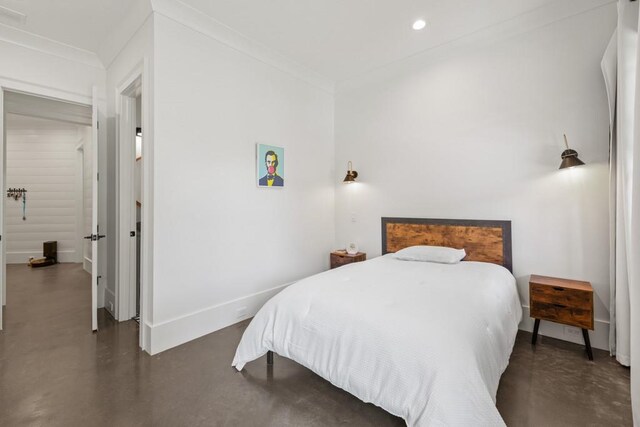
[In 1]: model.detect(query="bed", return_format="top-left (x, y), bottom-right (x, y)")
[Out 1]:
top-left (232, 218), bottom-right (522, 426)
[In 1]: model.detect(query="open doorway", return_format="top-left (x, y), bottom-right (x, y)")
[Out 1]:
top-left (0, 89), bottom-right (101, 332)
top-left (134, 95), bottom-right (142, 321)
top-left (116, 70), bottom-right (150, 350)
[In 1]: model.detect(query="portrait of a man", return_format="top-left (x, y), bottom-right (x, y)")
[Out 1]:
top-left (257, 144), bottom-right (285, 188)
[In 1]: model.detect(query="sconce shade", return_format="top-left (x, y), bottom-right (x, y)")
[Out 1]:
top-left (559, 134), bottom-right (585, 169)
top-left (343, 171), bottom-right (358, 183)
top-left (343, 161), bottom-right (358, 183)
top-left (559, 149), bottom-right (585, 169)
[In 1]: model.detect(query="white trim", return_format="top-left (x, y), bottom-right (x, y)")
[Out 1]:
top-left (141, 320), bottom-right (152, 351)
top-left (0, 86), bottom-right (5, 329)
top-left (152, 0), bottom-right (334, 94)
top-left (519, 305), bottom-right (610, 351)
top-left (90, 86), bottom-right (99, 332)
top-left (0, 77), bottom-right (92, 106)
top-left (104, 286), bottom-right (116, 316)
top-left (83, 256), bottom-right (92, 274)
top-left (0, 22), bottom-right (103, 69)
top-left (75, 144), bottom-right (85, 263)
top-left (140, 56), bottom-right (153, 350)
top-left (147, 283), bottom-right (292, 355)
top-left (116, 61), bottom-right (152, 353)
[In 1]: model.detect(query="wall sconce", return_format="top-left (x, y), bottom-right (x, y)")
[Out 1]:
top-left (559, 134), bottom-right (585, 169)
top-left (343, 161), bottom-right (358, 183)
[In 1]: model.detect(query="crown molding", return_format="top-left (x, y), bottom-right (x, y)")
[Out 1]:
top-left (0, 22), bottom-right (103, 69)
top-left (337, 0), bottom-right (616, 92)
top-left (97, 0), bottom-right (153, 69)
top-left (150, 0), bottom-right (334, 95)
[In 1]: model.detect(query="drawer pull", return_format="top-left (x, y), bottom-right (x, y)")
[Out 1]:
top-left (553, 303), bottom-right (567, 309)
top-left (552, 287), bottom-right (565, 291)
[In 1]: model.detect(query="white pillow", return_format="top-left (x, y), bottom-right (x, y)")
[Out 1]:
top-left (392, 245), bottom-right (466, 264)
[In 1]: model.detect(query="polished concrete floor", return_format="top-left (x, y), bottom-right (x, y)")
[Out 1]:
top-left (0, 264), bottom-right (632, 426)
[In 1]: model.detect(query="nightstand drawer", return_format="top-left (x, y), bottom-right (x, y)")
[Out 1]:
top-left (529, 274), bottom-right (595, 359)
top-left (530, 283), bottom-right (592, 310)
top-left (332, 256), bottom-right (351, 267)
top-left (330, 251), bottom-right (366, 269)
top-left (530, 301), bottom-right (593, 329)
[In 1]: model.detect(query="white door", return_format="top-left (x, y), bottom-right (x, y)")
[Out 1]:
top-left (0, 87), bottom-right (4, 330)
top-left (90, 87), bottom-right (100, 332)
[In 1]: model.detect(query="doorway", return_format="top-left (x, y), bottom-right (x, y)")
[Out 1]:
top-left (117, 69), bottom-right (150, 351)
top-left (0, 88), bottom-right (101, 331)
top-left (134, 95), bottom-right (142, 321)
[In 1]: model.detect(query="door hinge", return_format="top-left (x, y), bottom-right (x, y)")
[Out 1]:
top-left (97, 172), bottom-right (99, 181)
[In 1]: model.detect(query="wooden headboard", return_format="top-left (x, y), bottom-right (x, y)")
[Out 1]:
top-left (381, 217), bottom-right (512, 272)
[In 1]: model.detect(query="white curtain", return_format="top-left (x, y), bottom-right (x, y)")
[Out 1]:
top-left (603, 30), bottom-right (622, 360)
top-left (603, 1), bottom-right (640, 424)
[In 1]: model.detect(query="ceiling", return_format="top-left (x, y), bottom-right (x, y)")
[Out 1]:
top-left (0, 0), bottom-right (133, 53)
top-left (179, 0), bottom-right (555, 81)
top-left (0, 0), bottom-right (568, 81)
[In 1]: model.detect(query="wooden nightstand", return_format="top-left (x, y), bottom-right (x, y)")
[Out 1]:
top-left (529, 274), bottom-right (594, 360)
top-left (330, 250), bottom-right (366, 269)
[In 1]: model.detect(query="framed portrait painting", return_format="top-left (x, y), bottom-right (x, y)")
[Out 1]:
top-left (256, 143), bottom-right (285, 188)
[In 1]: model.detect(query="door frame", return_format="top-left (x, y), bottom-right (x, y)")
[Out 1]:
top-left (0, 80), bottom-right (95, 331)
top-left (75, 142), bottom-right (85, 265)
top-left (0, 87), bottom-right (4, 330)
top-left (116, 61), bottom-right (152, 351)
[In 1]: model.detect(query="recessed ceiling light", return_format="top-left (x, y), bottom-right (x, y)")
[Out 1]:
top-left (413, 19), bottom-right (426, 31)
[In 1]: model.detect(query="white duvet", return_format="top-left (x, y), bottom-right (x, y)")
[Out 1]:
top-left (232, 255), bottom-right (522, 426)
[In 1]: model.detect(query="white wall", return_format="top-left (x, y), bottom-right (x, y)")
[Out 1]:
top-left (149, 13), bottom-right (334, 353)
top-left (5, 114), bottom-right (89, 264)
top-left (334, 4), bottom-right (616, 349)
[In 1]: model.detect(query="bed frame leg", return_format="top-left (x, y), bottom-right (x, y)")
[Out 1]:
top-left (267, 351), bottom-right (273, 365)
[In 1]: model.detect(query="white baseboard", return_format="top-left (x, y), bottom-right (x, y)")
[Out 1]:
top-left (104, 287), bottom-right (116, 317)
top-left (519, 305), bottom-right (609, 351)
top-left (147, 283), bottom-right (292, 355)
top-left (83, 257), bottom-right (92, 274)
top-left (7, 250), bottom-right (77, 264)
top-left (142, 321), bottom-right (152, 353)
top-left (97, 278), bottom-right (106, 309)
